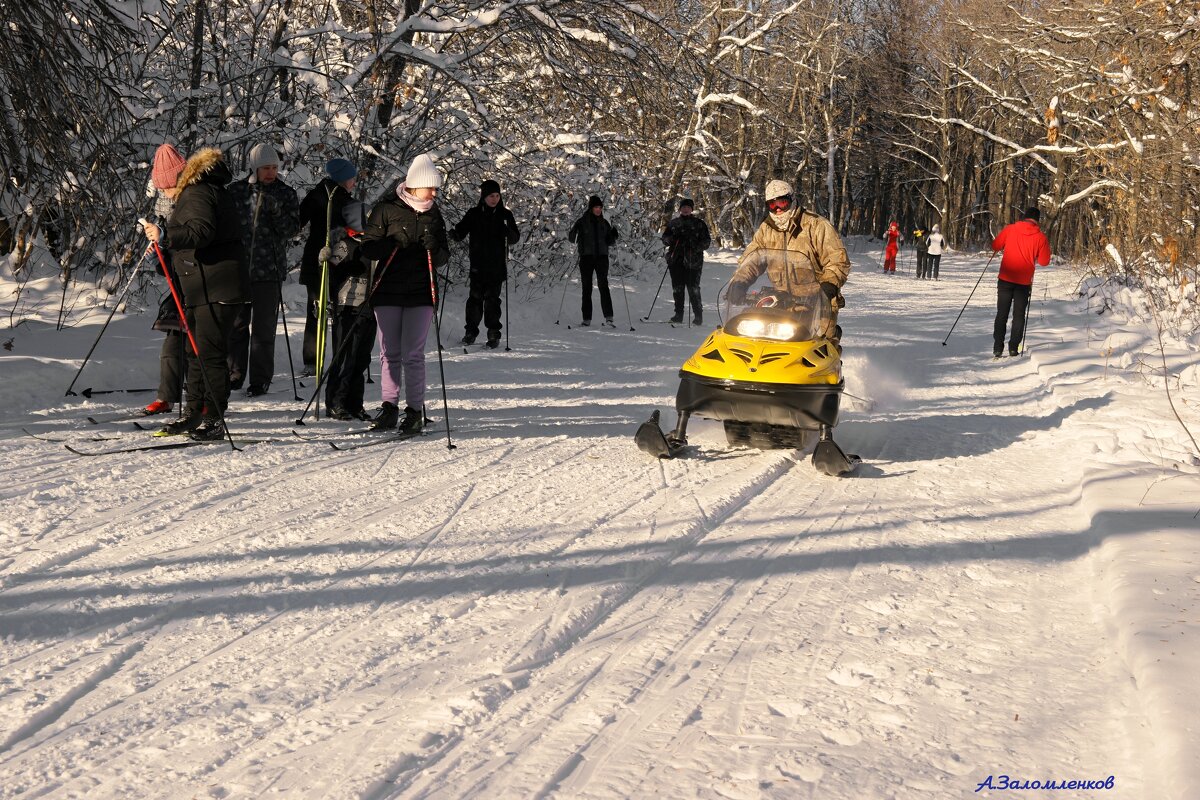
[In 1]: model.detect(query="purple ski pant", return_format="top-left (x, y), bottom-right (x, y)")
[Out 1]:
top-left (373, 304), bottom-right (434, 411)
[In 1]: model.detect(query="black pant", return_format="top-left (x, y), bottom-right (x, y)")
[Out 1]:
top-left (227, 281), bottom-right (281, 389)
top-left (994, 279), bottom-right (1032, 354)
top-left (927, 254), bottom-right (941, 279)
top-left (157, 330), bottom-right (187, 404)
top-left (915, 251), bottom-right (929, 278)
top-left (580, 255), bottom-right (613, 321)
top-left (668, 262), bottom-right (702, 320)
top-left (184, 302), bottom-right (239, 419)
top-left (464, 273), bottom-right (504, 338)
top-left (325, 304), bottom-right (377, 414)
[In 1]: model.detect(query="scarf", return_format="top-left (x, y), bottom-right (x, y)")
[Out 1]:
top-left (769, 207), bottom-right (797, 231)
top-left (396, 181), bottom-right (434, 213)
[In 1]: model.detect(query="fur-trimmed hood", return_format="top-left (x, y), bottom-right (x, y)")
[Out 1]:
top-left (177, 147), bottom-right (232, 191)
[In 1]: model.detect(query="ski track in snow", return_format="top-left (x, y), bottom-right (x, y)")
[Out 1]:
top-left (2, 246), bottom-right (1197, 798)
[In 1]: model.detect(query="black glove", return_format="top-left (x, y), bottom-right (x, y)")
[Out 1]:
top-left (820, 281), bottom-right (839, 299)
top-left (727, 283), bottom-right (748, 305)
top-left (417, 217), bottom-right (439, 251)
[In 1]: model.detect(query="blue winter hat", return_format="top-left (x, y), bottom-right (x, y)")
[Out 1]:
top-left (325, 158), bottom-right (357, 183)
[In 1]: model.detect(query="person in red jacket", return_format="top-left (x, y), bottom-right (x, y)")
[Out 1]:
top-left (991, 207), bottom-right (1051, 357)
top-left (883, 221), bottom-right (901, 273)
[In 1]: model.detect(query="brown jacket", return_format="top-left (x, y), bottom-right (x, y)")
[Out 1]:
top-left (733, 209), bottom-right (851, 293)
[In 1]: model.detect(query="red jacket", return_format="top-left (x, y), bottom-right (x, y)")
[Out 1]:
top-left (992, 219), bottom-right (1051, 285)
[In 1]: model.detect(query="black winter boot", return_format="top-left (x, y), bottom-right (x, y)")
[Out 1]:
top-left (156, 410), bottom-right (202, 437)
top-left (190, 418), bottom-right (226, 442)
top-left (370, 401), bottom-right (400, 431)
top-left (398, 406), bottom-right (425, 434)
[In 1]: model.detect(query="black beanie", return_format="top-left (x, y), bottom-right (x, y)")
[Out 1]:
top-left (680, 198), bottom-right (695, 210)
top-left (479, 179), bottom-right (501, 201)
top-left (588, 195), bottom-right (603, 210)
top-left (1024, 206), bottom-right (1041, 221)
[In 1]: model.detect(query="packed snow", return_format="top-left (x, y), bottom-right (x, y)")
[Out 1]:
top-left (1, 244), bottom-right (1198, 799)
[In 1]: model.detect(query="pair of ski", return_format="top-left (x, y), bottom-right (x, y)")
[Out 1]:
top-left (62, 425), bottom-right (438, 456)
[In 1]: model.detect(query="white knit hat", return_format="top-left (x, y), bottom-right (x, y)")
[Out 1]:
top-left (248, 142), bottom-right (280, 170)
top-left (405, 153), bottom-right (443, 189)
top-left (765, 179), bottom-right (792, 201)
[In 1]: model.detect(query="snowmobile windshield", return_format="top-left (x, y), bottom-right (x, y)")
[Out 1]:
top-left (720, 248), bottom-right (830, 342)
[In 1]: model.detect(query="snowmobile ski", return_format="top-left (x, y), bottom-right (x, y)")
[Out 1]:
top-left (811, 425), bottom-right (860, 477)
top-left (634, 410), bottom-right (681, 459)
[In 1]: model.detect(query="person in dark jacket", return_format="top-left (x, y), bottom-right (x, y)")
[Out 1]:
top-left (913, 225), bottom-right (930, 279)
top-left (298, 158), bottom-right (358, 376)
top-left (156, 147), bottom-right (250, 440)
top-left (323, 200), bottom-right (376, 420)
top-left (661, 198), bottom-right (712, 324)
top-left (991, 207), bottom-right (1051, 357)
top-left (227, 142), bottom-right (300, 395)
top-left (141, 142), bottom-right (188, 416)
top-left (360, 153), bottom-right (450, 432)
top-left (567, 195), bottom-right (618, 326)
top-left (452, 178), bottom-right (520, 347)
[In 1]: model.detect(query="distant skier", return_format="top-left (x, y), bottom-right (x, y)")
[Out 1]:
top-left (727, 179), bottom-right (850, 344)
top-left (926, 225), bottom-right (946, 279)
top-left (913, 225), bottom-right (930, 278)
top-left (452, 179), bottom-right (520, 348)
top-left (567, 195), bottom-right (618, 327)
top-left (991, 207), bottom-right (1051, 357)
top-left (661, 198), bottom-right (712, 325)
top-left (883, 221), bottom-right (901, 273)
top-left (360, 153), bottom-right (450, 432)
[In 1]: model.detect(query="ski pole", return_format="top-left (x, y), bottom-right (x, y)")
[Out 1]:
top-left (152, 242), bottom-right (241, 451)
top-left (942, 251), bottom-right (998, 346)
top-left (554, 258), bottom-right (573, 325)
top-left (293, 308), bottom-right (367, 424)
top-left (616, 254), bottom-right (635, 331)
top-left (640, 263), bottom-right (669, 321)
top-left (427, 249), bottom-right (456, 451)
top-left (64, 245), bottom-right (153, 397)
top-left (503, 239), bottom-right (512, 351)
top-left (80, 387), bottom-right (154, 398)
top-left (276, 278), bottom-right (301, 400)
top-left (296, 246), bottom-right (399, 424)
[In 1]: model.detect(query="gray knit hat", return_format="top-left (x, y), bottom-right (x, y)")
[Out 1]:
top-left (248, 142), bottom-right (280, 170)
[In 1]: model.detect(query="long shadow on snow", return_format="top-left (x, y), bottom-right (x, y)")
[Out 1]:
top-left (0, 502), bottom-right (1155, 641)
top-left (838, 393), bottom-right (1112, 464)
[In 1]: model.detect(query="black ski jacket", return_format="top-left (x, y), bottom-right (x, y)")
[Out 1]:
top-left (451, 202), bottom-right (519, 279)
top-left (166, 148), bottom-right (250, 308)
top-left (299, 179), bottom-right (355, 287)
top-left (568, 212), bottom-right (618, 257)
top-left (228, 176), bottom-right (300, 283)
top-left (360, 195), bottom-right (450, 307)
top-left (662, 215), bottom-right (712, 271)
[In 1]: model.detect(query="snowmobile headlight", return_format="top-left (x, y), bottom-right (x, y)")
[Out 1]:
top-left (736, 319), bottom-right (767, 338)
top-left (765, 322), bottom-right (796, 340)
top-left (736, 319), bottom-right (796, 340)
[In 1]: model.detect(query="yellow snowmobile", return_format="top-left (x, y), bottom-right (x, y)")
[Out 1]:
top-left (634, 248), bottom-right (859, 476)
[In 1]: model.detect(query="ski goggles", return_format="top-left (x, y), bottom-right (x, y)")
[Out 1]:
top-left (767, 195), bottom-right (793, 212)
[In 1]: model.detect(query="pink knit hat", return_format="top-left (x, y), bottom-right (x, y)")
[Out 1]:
top-left (151, 143), bottom-right (187, 190)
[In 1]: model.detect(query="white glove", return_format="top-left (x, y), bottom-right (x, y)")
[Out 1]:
top-left (318, 246), bottom-right (332, 264)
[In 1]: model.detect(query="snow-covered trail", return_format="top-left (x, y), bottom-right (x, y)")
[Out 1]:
top-left (1, 246), bottom-right (1195, 798)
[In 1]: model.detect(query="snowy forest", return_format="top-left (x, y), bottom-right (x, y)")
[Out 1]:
top-left (1, 0), bottom-right (1197, 318)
